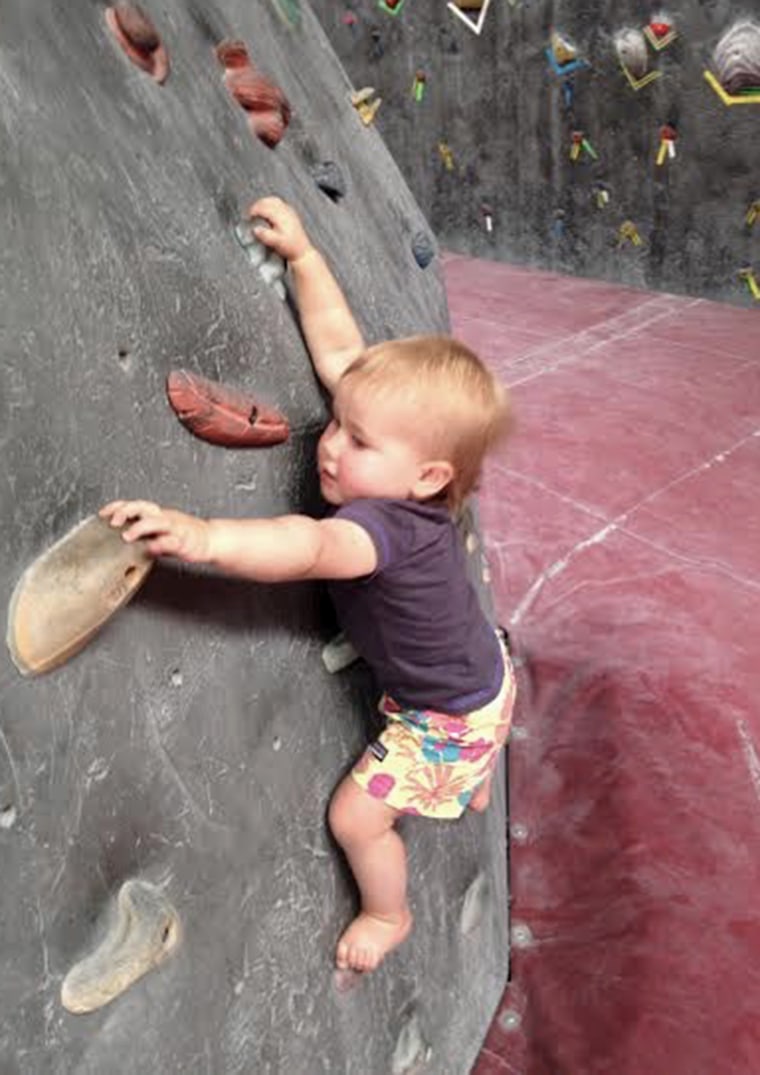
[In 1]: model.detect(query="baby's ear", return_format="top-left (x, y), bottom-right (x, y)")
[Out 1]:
top-left (413, 460), bottom-right (454, 500)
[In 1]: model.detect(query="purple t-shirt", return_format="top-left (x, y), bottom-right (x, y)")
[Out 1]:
top-left (327, 498), bottom-right (504, 713)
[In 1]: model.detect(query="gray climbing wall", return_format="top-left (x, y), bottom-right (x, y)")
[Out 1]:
top-left (0, 2), bottom-right (508, 1072)
top-left (311, 0), bottom-right (760, 306)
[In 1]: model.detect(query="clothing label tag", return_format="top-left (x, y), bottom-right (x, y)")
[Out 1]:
top-left (369, 740), bottom-right (388, 762)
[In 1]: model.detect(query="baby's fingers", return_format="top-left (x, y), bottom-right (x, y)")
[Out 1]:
top-left (142, 532), bottom-right (182, 560)
top-left (248, 194), bottom-right (285, 222)
top-left (100, 499), bottom-right (161, 529)
top-left (120, 512), bottom-right (170, 545)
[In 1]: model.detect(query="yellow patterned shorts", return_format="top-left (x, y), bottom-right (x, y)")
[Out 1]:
top-left (351, 644), bottom-right (516, 820)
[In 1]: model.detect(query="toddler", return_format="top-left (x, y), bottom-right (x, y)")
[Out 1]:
top-left (101, 196), bottom-right (516, 975)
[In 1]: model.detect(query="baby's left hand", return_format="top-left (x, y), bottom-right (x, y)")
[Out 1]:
top-left (99, 500), bottom-right (211, 563)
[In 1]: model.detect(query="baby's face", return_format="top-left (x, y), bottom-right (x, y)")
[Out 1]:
top-left (317, 380), bottom-right (429, 505)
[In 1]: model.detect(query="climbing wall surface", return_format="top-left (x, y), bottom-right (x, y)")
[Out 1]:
top-left (0, 3), bottom-right (508, 1072)
top-left (310, 0), bottom-right (760, 306)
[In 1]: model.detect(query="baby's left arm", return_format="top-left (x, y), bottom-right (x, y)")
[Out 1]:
top-left (100, 500), bottom-right (377, 582)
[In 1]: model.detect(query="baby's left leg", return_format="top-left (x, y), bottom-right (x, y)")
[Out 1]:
top-left (328, 776), bottom-right (412, 972)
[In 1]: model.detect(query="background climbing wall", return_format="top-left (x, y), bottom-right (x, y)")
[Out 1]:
top-left (0, 2), bottom-right (509, 1072)
top-left (311, 0), bottom-right (760, 306)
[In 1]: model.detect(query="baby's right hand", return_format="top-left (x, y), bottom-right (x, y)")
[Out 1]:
top-left (248, 195), bottom-right (314, 264)
top-left (99, 500), bottom-right (212, 564)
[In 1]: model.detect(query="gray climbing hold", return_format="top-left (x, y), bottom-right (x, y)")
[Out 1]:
top-left (392, 1009), bottom-right (431, 1075)
top-left (510, 921), bottom-right (534, 949)
top-left (460, 872), bottom-right (489, 935)
top-left (498, 1007), bottom-right (522, 1033)
top-left (0, 804), bottom-right (17, 829)
top-left (310, 161), bottom-right (347, 201)
top-left (61, 879), bottom-right (180, 1014)
top-left (411, 231), bottom-right (435, 269)
top-left (510, 821), bottom-right (529, 843)
top-left (322, 631), bottom-right (359, 673)
top-left (234, 219), bottom-right (287, 300)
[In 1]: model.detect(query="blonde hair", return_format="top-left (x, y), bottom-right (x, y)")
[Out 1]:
top-left (340, 335), bottom-right (512, 511)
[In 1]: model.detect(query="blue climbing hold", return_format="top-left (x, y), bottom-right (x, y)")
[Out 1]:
top-left (412, 230), bottom-right (435, 269)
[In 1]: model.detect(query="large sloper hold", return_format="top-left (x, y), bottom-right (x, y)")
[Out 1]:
top-left (166, 369), bottom-right (291, 447)
top-left (714, 21), bottom-right (760, 95)
top-left (6, 515), bottom-right (153, 677)
top-left (61, 879), bottom-right (180, 1014)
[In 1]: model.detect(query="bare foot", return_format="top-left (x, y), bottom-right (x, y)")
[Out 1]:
top-left (335, 909), bottom-right (413, 972)
top-left (469, 775), bottom-right (493, 813)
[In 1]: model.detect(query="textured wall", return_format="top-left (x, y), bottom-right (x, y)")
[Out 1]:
top-left (0, 2), bottom-right (508, 1072)
top-left (311, 0), bottom-right (760, 306)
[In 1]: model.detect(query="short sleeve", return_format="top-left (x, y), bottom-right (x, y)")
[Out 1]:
top-left (332, 499), bottom-right (417, 573)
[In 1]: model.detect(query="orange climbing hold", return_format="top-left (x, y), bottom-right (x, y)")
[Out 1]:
top-left (216, 40), bottom-right (291, 148)
top-left (105, 4), bottom-right (170, 84)
top-left (166, 370), bottom-right (290, 448)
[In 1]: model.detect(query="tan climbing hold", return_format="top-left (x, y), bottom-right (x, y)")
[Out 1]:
top-left (350, 86), bottom-right (376, 106)
top-left (61, 879), bottom-right (180, 1014)
top-left (7, 515), bottom-right (153, 676)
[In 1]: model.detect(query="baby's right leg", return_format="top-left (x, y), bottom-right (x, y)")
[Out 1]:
top-left (328, 776), bottom-right (412, 973)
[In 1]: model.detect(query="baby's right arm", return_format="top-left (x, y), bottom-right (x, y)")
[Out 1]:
top-left (249, 196), bottom-right (365, 395)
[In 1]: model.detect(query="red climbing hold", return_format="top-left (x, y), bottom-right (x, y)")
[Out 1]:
top-left (105, 4), bottom-right (169, 84)
top-left (166, 370), bottom-right (290, 448)
top-left (216, 40), bottom-right (291, 149)
top-left (650, 21), bottom-right (672, 38)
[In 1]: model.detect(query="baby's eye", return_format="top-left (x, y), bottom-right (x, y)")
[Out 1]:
top-left (350, 434), bottom-right (366, 449)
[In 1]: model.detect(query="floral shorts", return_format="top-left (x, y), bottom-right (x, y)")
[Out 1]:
top-left (351, 644), bottom-right (516, 820)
